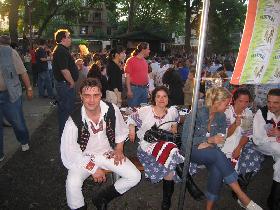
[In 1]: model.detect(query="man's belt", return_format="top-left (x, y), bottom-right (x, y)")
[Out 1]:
top-left (131, 83), bottom-right (148, 88)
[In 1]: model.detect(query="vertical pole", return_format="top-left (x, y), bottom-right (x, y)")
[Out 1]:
top-left (177, 0), bottom-right (210, 209)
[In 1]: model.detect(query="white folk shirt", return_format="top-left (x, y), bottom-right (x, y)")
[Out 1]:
top-left (127, 106), bottom-right (179, 152)
top-left (60, 101), bottom-right (128, 174)
top-left (253, 109), bottom-right (280, 146)
top-left (223, 106), bottom-right (253, 158)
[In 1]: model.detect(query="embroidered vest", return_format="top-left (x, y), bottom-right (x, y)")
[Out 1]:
top-left (71, 102), bottom-right (116, 152)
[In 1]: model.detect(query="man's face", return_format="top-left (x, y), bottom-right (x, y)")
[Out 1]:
top-left (61, 32), bottom-right (71, 47)
top-left (267, 95), bottom-right (280, 116)
top-left (80, 86), bottom-right (102, 112)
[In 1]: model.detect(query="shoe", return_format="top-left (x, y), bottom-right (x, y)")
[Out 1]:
top-left (0, 155), bottom-right (4, 162)
top-left (50, 100), bottom-right (58, 106)
top-left (92, 185), bottom-right (121, 210)
top-left (245, 200), bottom-right (263, 210)
top-left (74, 204), bottom-right (87, 210)
top-left (176, 163), bottom-right (205, 201)
top-left (267, 181), bottom-right (280, 210)
top-left (22, 144), bottom-right (30, 152)
top-left (161, 180), bottom-right (174, 210)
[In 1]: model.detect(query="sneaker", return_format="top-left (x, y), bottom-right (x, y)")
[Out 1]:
top-left (0, 155), bottom-right (4, 162)
top-left (21, 144), bottom-right (30, 152)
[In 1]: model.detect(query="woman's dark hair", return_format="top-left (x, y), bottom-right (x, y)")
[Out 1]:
top-left (87, 64), bottom-right (102, 79)
top-left (131, 42), bottom-right (149, 56)
top-left (54, 29), bottom-right (69, 44)
top-left (108, 46), bottom-right (124, 60)
top-left (151, 86), bottom-right (170, 106)
top-left (233, 88), bottom-right (252, 102)
top-left (79, 78), bottom-right (102, 94)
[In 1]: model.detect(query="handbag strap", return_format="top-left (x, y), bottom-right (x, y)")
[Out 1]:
top-left (157, 120), bottom-right (177, 129)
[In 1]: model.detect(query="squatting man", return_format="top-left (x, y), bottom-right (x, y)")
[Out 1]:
top-left (60, 78), bottom-right (141, 210)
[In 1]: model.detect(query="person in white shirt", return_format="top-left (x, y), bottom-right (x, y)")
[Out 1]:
top-left (223, 88), bottom-right (264, 195)
top-left (60, 78), bottom-right (141, 210)
top-left (253, 88), bottom-right (280, 210)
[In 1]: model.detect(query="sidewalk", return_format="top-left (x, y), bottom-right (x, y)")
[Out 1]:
top-left (0, 88), bottom-right (55, 168)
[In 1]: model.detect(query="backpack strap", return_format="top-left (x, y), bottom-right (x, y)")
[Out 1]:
top-left (104, 102), bottom-right (116, 149)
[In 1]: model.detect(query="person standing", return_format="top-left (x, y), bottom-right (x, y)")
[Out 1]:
top-left (106, 47), bottom-right (126, 107)
top-left (124, 42), bottom-right (150, 107)
top-left (52, 29), bottom-right (79, 136)
top-left (35, 39), bottom-right (54, 98)
top-left (253, 88), bottom-right (280, 210)
top-left (61, 78), bottom-right (140, 210)
top-left (0, 35), bottom-right (33, 161)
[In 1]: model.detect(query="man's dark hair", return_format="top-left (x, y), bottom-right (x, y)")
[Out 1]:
top-left (108, 46), bottom-right (124, 60)
top-left (54, 29), bottom-right (69, 44)
top-left (79, 78), bottom-right (102, 94)
top-left (151, 86), bottom-right (170, 106)
top-left (233, 88), bottom-right (252, 102)
top-left (268, 88), bottom-right (280, 97)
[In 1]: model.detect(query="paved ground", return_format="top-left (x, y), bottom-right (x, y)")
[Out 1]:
top-left (0, 91), bottom-right (274, 210)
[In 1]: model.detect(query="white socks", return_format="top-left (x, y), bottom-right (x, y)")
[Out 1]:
top-left (246, 200), bottom-right (263, 210)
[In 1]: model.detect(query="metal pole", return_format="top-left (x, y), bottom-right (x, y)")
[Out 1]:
top-left (177, 0), bottom-right (210, 209)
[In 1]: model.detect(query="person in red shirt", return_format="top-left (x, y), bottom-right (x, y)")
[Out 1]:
top-left (125, 42), bottom-right (150, 107)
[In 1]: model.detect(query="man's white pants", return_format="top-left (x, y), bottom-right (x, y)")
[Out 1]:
top-left (66, 155), bottom-right (141, 209)
top-left (256, 142), bottom-right (280, 182)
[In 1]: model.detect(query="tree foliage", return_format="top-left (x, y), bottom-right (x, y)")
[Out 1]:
top-left (4, 0), bottom-right (247, 53)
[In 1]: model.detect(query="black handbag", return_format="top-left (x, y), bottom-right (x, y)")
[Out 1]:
top-left (143, 121), bottom-right (181, 147)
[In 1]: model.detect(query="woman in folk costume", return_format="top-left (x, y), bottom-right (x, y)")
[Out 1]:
top-left (127, 86), bottom-right (204, 210)
top-left (181, 87), bottom-right (262, 210)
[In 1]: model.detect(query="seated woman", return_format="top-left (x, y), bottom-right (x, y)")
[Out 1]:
top-left (127, 86), bottom-right (204, 210)
top-left (181, 87), bottom-right (262, 210)
top-left (223, 88), bottom-right (264, 192)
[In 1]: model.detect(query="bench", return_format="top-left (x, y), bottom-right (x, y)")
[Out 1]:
top-left (104, 156), bottom-right (144, 183)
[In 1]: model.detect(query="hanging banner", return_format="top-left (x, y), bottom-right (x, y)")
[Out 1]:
top-left (231, 0), bottom-right (280, 85)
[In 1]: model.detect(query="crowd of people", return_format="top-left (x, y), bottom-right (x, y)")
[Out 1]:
top-left (0, 28), bottom-right (279, 210)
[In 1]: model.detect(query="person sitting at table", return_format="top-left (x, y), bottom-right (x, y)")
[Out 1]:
top-left (181, 87), bottom-right (262, 210)
top-left (127, 86), bottom-right (204, 210)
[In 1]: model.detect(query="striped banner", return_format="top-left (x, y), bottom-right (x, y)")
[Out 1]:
top-left (231, 0), bottom-right (280, 85)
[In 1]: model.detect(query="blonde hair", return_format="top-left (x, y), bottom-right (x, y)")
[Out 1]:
top-left (205, 87), bottom-right (232, 108)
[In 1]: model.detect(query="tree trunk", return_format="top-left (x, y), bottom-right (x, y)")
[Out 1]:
top-left (9, 0), bottom-right (22, 43)
top-left (127, 0), bottom-right (135, 33)
top-left (185, 0), bottom-right (192, 54)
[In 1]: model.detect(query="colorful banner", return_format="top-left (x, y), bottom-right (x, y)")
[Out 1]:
top-left (231, 0), bottom-right (280, 85)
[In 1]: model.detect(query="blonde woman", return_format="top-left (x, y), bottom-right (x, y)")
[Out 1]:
top-left (181, 87), bottom-right (262, 210)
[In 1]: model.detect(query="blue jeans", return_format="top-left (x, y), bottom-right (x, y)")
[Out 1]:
top-left (0, 91), bottom-right (29, 157)
top-left (38, 70), bottom-right (54, 97)
top-left (191, 146), bottom-right (238, 201)
top-left (127, 85), bottom-right (148, 107)
top-left (55, 81), bottom-right (75, 136)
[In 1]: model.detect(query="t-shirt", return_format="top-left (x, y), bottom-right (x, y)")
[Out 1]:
top-left (35, 47), bottom-right (48, 72)
top-left (124, 56), bottom-right (148, 85)
top-left (52, 44), bottom-right (78, 82)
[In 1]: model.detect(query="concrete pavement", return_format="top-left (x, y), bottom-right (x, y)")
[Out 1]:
top-left (0, 88), bottom-right (55, 168)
